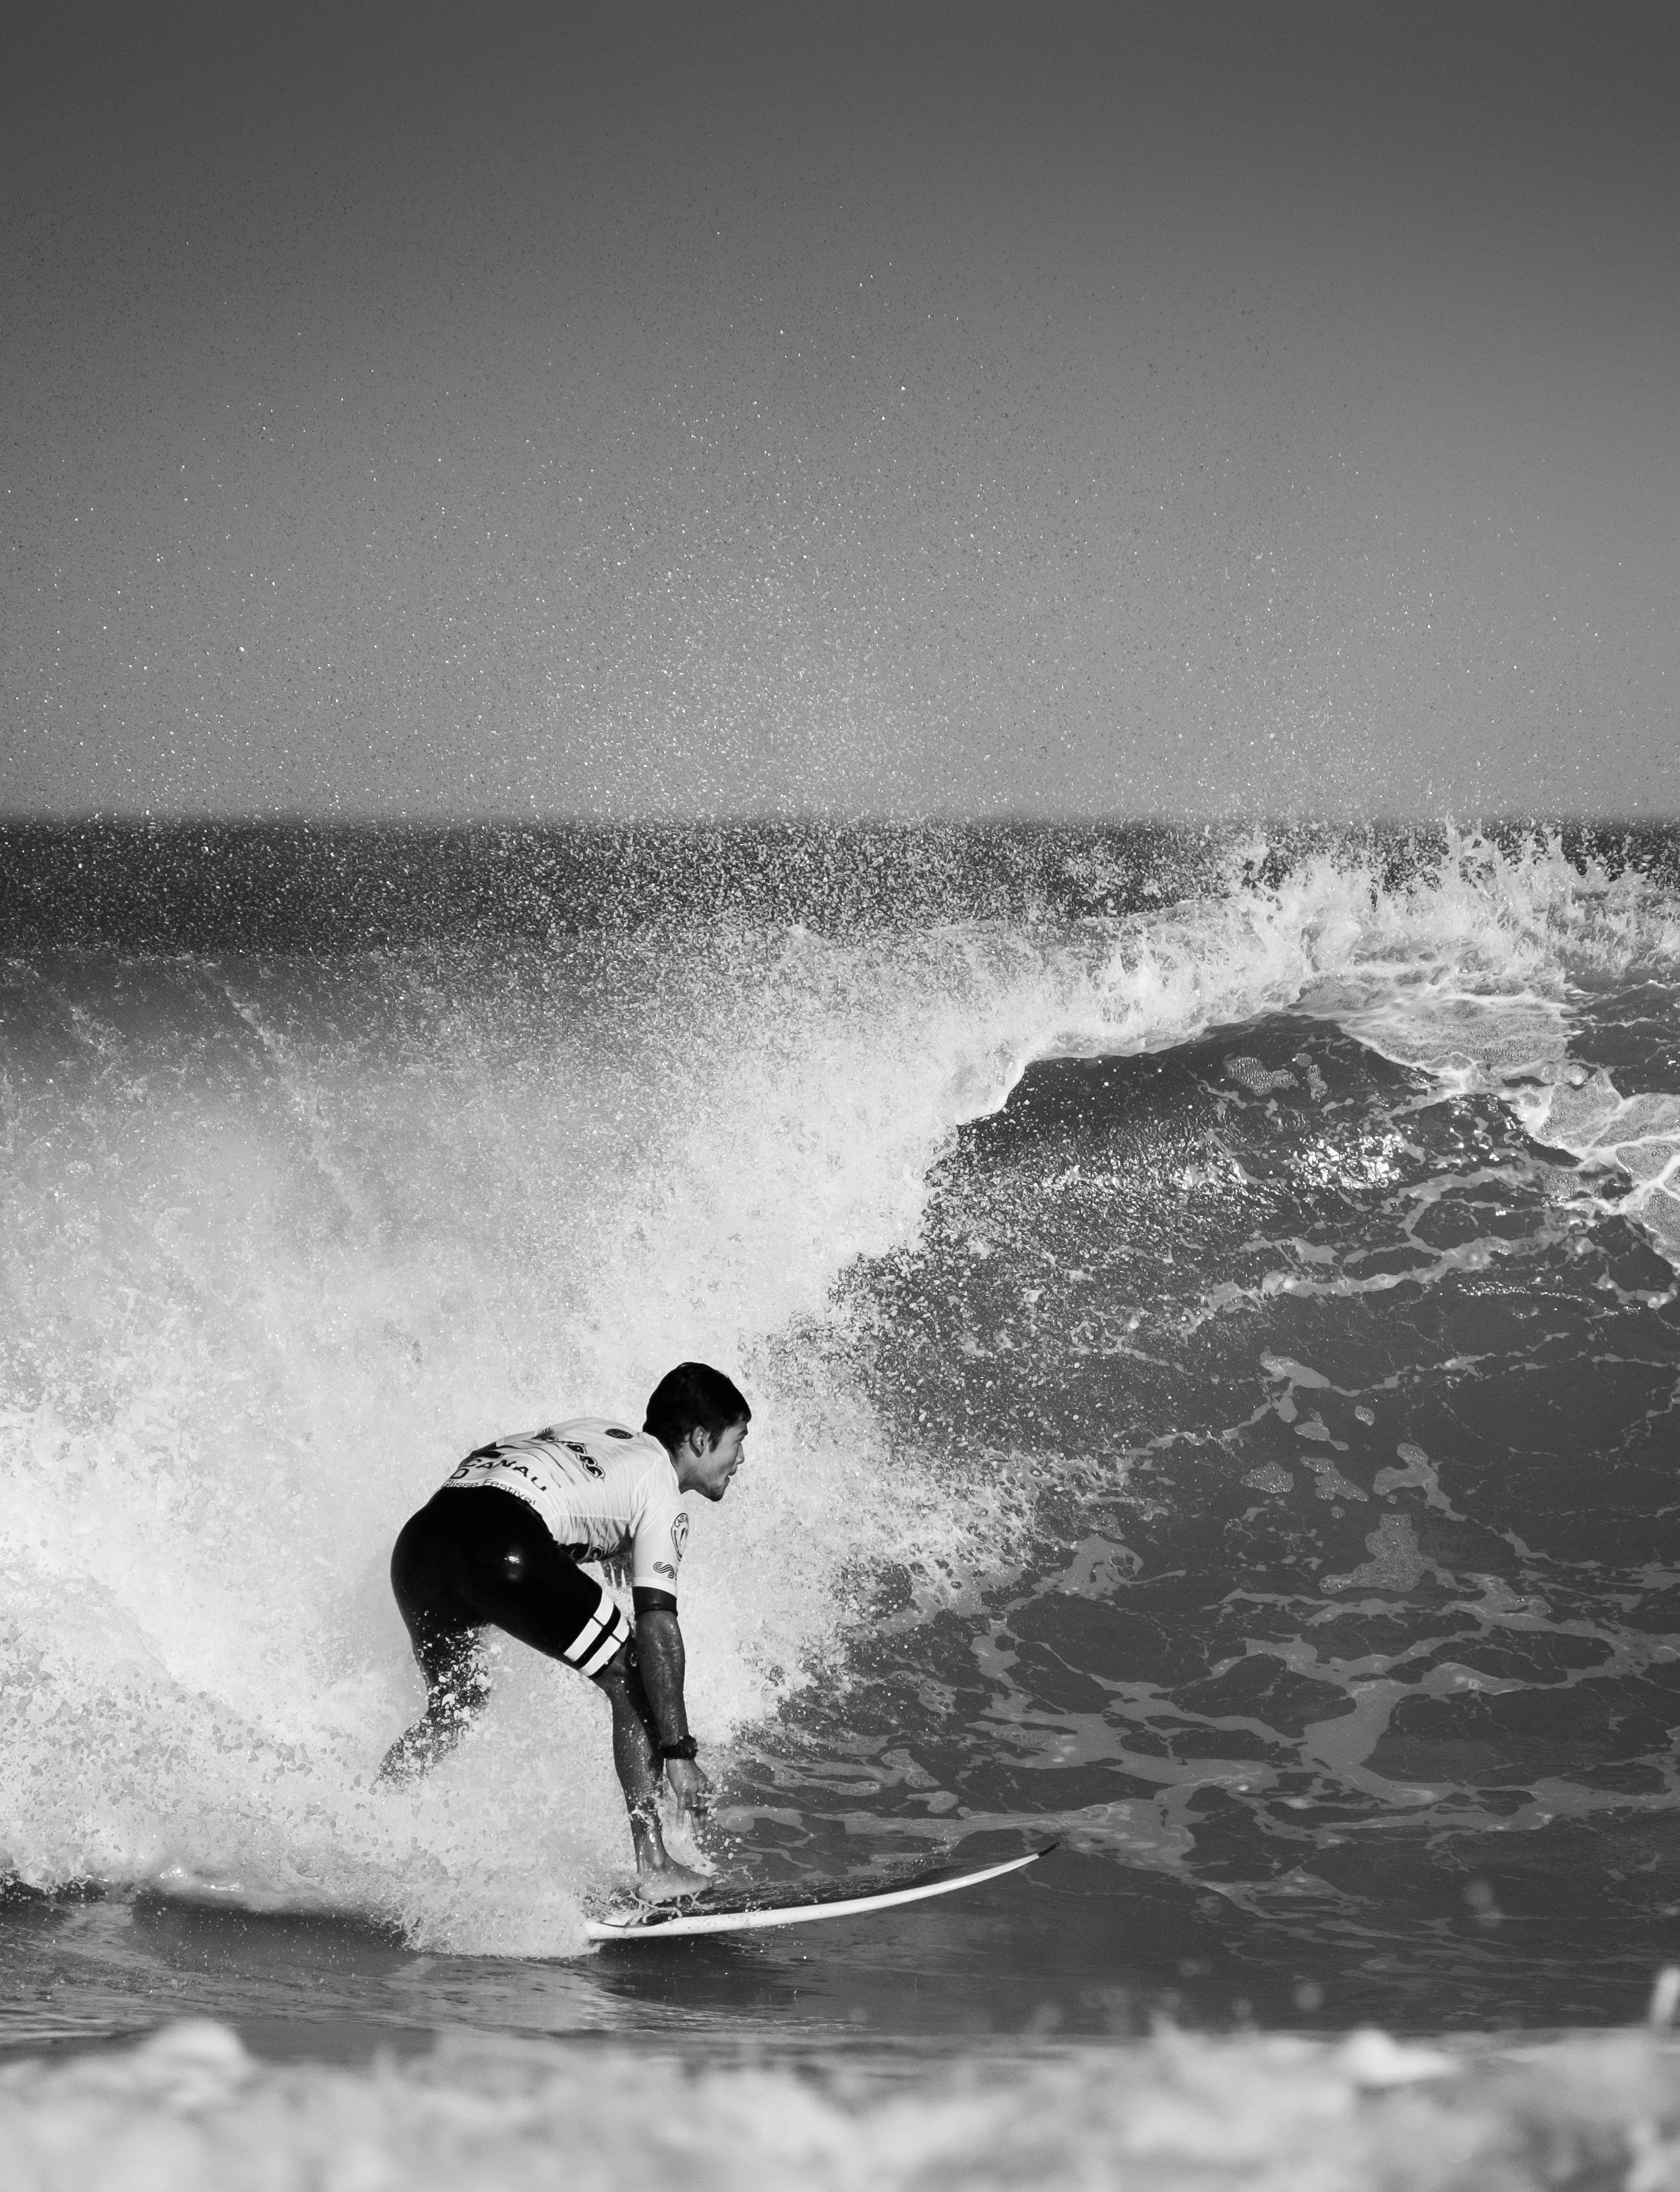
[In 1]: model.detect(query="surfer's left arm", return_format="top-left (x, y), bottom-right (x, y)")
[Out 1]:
top-left (631, 1592), bottom-right (713, 1818)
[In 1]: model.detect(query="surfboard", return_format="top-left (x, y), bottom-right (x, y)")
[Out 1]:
top-left (584, 1845), bottom-right (1048, 1942)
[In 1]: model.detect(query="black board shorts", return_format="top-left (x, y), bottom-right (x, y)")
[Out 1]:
top-left (390, 1485), bottom-right (632, 1681)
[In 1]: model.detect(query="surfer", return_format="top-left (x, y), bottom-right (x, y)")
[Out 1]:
top-left (378, 1361), bottom-right (750, 1903)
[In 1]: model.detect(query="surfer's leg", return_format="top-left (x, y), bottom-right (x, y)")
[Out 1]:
top-left (443, 1505), bottom-right (703, 1895)
top-left (381, 1491), bottom-right (700, 1889)
top-left (417, 1494), bottom-right (680, 1874)
top-left (376, 1623), bottom-right (489, 1784)
top-left (594, 1642), bottom-right (711, 1901)
top-left (446, 1508), bottom-right (704, 1896)
top-left (592, 1642), bottom-right (660, 1827)
top-left (378, 1498), bottom-right (491, 1785)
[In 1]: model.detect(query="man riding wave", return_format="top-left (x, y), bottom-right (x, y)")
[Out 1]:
top-left (378, 1361), bottom-right (749, 1902)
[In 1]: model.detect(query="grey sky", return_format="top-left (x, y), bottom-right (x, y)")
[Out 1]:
top-left (3, 1), bottom-right (1676, 821)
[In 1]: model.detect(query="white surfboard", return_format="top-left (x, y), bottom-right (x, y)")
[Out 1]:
top-left (585, 1845), bottom-right (1047, 1942)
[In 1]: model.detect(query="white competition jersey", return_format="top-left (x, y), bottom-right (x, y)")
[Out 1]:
top-left (441, 1418), bottom-right (689, 1595)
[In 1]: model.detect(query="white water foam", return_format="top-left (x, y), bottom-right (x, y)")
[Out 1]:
top-left (6, 2015), bottom-right (1680, 2192)
top-left (1507, 1071), bottom-right (1680, 1269)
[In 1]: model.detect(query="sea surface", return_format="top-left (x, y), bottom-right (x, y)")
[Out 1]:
top-left (4, 818), bottom-right (1680, 2187)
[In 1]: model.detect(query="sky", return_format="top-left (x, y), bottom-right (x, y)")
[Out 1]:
top-left (3, 1), bottom-right (1677, 823)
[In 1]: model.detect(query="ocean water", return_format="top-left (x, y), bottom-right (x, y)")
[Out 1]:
top-left (4, 819), bottom-right (1680, 2187)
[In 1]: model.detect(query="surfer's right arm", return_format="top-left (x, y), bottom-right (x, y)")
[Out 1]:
top-left (632, 1591), bottom-right (713, 1818)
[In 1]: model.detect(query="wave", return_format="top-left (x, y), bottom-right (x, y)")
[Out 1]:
top-left (1, 824), bottom-right (1677, 1959)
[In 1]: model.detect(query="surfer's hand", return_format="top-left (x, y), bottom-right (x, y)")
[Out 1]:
top-left (665, 1755), bottom-right (712, 1818)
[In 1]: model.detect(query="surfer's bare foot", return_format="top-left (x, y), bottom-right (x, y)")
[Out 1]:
top-left (634, 1860), bottom-right (712, 1903)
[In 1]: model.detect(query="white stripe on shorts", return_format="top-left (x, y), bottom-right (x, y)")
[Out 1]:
top-left (567, 1584), bottom-right (631, 1678)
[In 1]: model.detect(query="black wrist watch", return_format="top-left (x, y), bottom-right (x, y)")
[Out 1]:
top-left (659, 1736), bottom-right (698, 1761)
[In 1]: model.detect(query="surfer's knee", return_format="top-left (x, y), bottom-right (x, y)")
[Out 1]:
top-left (591, 1638), bottom-right (638, 1693)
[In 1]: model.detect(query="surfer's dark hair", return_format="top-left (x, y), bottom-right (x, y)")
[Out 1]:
top-left (644, 1362), bottom-right (752, 1453)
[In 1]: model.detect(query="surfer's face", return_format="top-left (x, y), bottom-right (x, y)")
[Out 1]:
top-left (684, 1418), bottom-right (748, 1502)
